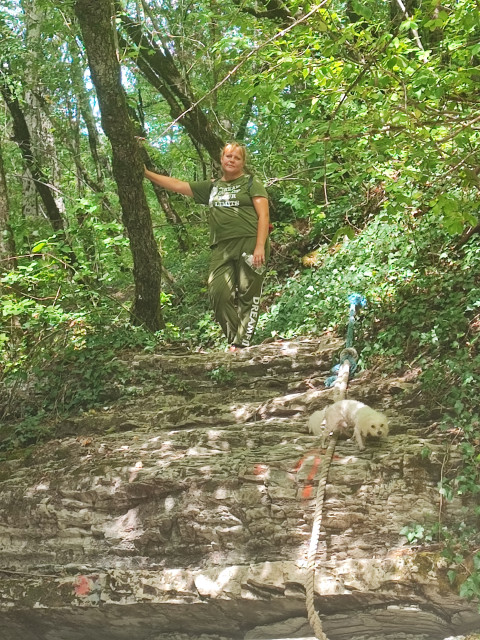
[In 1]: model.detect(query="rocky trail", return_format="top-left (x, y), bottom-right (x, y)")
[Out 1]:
top-left (0, 336), bottom-right (479, 640)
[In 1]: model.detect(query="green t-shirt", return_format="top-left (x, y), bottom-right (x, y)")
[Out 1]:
top-left (189, 174), bottom-right (268, 246)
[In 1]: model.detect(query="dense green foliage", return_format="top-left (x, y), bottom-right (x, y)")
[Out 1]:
top-left (0, 0), bottom-right (479, 606)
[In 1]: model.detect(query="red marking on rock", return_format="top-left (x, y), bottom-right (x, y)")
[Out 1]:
top-left (292, 449), bottom-right (322, 473)
top-left (74, 575), bottom-right (91, 596)
top-left (253, 464), bottom-right (268, 475)
top-left (302, 485), bottom-right (313, 499)
top-left (294, 449), bottom-right (341, 500)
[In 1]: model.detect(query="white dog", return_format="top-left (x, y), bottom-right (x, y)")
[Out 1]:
top-left (308, 399), bottom-right (389, 450)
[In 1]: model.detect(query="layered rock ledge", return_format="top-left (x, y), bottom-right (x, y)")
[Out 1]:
top-left (0, 338), bottom-right (478, 640)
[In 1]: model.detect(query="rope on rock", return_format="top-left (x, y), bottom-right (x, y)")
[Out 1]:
top-left (305, 432), bottom-right (337, 640)
top-left (305, 293), bottom-right (366, 639)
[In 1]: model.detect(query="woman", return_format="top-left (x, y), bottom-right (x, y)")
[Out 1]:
top-left (144, 142), bottom-right (270, 350)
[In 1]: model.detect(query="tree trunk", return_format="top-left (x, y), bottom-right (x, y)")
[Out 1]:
top-left (22, 0), bottom-right (66, 216)
top-left (143, 151), bottom-right (191, 253)
top-left (0, 72), bottom-right (65, 233)
top-left (69, 36), bottom-right (109, 191)
top-left (0, 139), bottom-right (16, 269)
top-left (74, 0), bottom-right (164, 332)
top-left (231, 0), bottom-right (295, 24)
top-left (128, 106), bottom-right (190, 253)
top-left (115, 6), bottom-right (224, 165)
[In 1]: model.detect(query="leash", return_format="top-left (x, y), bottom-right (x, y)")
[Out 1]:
top-left (305, 293), bottom-right (366, 638)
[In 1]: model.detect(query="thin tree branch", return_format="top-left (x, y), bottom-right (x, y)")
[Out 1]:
top-left (393, 0), bottom-right (424, 50)
top-left (437, 113), bottom-right (480, 144)
top-left (438, 149), bottom-right (479, 181)
top-left (456, 223), bottom-right (480, 249)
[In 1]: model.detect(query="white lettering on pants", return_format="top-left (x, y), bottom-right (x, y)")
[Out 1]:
top-left (242, 297), bottom-right (261, 347)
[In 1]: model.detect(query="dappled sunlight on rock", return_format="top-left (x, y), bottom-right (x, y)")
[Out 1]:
top-left (103, 507), bottom-right (144, 550)
top-left (0, 337), bottom-right (478, 639)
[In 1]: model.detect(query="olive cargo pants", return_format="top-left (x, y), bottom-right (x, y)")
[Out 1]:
top-left (208, 236), bottom-right (270, 347)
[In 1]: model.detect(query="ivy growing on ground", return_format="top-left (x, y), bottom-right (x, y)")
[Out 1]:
top-left (251, 212), bottom-right (479, 606)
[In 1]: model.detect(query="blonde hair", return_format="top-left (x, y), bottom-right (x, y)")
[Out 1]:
top-left (221, 142), bottom-right (247, 164)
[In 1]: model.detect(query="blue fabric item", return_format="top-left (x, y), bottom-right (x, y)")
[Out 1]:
top-left (325, 375), bottom-right (338, 388)
top-left (324, 294), bottom-right (365, 387)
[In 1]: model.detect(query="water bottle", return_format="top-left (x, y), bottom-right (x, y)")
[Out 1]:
top-left (242, 252), bottom-right (266, 275)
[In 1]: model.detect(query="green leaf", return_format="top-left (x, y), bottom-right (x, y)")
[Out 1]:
top-left (447, 569), bottom-right (457, 585)
top-left (32, 241), bottom-right (47, 253)
top-left (351, 0), bottom-right (372, 19)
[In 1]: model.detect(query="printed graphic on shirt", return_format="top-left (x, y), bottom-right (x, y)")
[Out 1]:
top-left (209, 183), bottom-right (241, 208)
